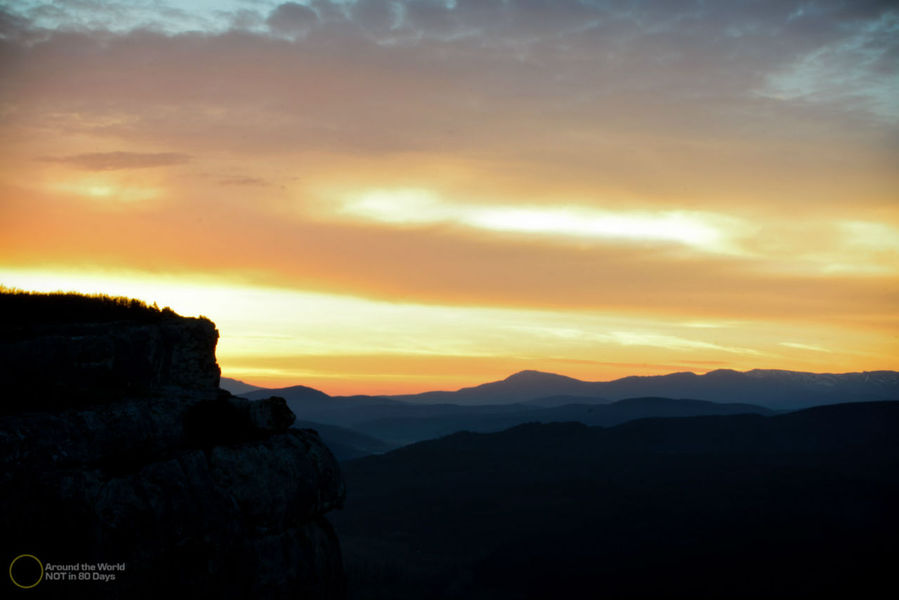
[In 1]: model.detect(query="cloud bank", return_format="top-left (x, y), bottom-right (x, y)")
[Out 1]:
top-left (1, 1), bottom-right (896, 389)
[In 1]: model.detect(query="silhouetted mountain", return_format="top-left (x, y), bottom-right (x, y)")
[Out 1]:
top-left (390, 370), bottom-right (602, 404)
top-left (242, 386), bottom-right (534, 447)
top-left (244, 383), bottom-right (332, 403)
top-left (219, 376), bottom-right (265, 395)
top-left (235, 368), bottom-right (898, 449)
top-left (384, 368), bottom-right (899, 409)
top-left (598, 368), bottom-right (899, 409)
top-left (521, 394), bottom-right (608, 407)
top-left (241, 381), bottom-right (770, 447)
top-left (294, 420), bottom-right (396, 461)
top-left (332, 402), bottom-right (899, 599)
top-left (241, 386), bottom-right (409, 439)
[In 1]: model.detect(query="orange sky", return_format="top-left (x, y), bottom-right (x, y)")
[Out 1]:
top-left (1, 1), bottom-right (897, 395)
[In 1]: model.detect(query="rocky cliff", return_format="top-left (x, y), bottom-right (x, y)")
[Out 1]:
top-left (0, 308), bottom-right (221, 413)
top-left (0, 293), bottom-right (345, 598)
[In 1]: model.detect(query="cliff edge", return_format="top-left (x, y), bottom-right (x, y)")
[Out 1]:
top-left (0, 292), bottom-right (345, 598)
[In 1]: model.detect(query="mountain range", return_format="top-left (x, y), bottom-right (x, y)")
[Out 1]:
top-left (386, 368), bottom-right (899, 408)
top-left (332, 401), bottom-right (899, 599)
top-left (230, 368), bottom-right (899, 410)
top-left (230, 368), bottom-right (899, 453)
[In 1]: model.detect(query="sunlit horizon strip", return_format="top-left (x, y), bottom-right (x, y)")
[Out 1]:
top-left (1, 267), bottom-right (892, 395)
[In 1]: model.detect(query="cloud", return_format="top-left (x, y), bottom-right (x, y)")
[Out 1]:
top-left (267, 2), bottom-right (319, 35)
top-left (4, 2), bottom-right (896, 163)
top-left (0, 0), bottom-right (896, 328)
top-left (3, 22), bottom-right (885, 221)
top-left (41, 151), bottom-right (191, 171)
top-left (0, 6), bottom-right (31, 41)
top-left (605, 331), bottom-right (766, 356)
top-left (779, 342), bottom-right (831, 353)
top-left (5, 0), bottom-right (248, 34)
top-left (759, 7), bottom-right (899, 120)
top-left (333, 188), bottom-right (746, 254)
top-left (217, 175), bottom-right (271, 187)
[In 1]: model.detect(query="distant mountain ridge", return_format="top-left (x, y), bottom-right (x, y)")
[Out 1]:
top-left (236, 368), bottom-right (899, 410)
top-left (243, 383), bottom-right (332, 403)
top-left (387, 370), bottom-right (599, 405)
top-left (385, 368), bottom-right (899, 409)
top-left (237, 368), bottom-right (899, 451)
top-left (240, 384), bottom-right (772, 448)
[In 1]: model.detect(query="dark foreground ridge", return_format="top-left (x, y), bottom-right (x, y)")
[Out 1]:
top-left (0, 291), bottom-right (346, 599)
top-left (334, 402), bottom-right (899, 599)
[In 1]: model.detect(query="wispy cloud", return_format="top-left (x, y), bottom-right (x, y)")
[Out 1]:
top-left (759, 8), bottom-right (899, 121)
top-left (779, 342), bottom-right (831, 353)
top-left (41, 151), bottom-right (191, 171)
top-left (606, 332), bottom-right (766, 356)
top-left (335, 188), bottom-right (747, 254)
top-left (217, 175), bottom-right (271, 187)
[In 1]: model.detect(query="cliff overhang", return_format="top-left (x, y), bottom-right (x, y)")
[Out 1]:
top-left (0, 292), bottom-right (346, 599)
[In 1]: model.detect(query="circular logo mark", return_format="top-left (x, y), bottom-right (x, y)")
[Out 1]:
top-left (9, 554), bottom-right (43, 589)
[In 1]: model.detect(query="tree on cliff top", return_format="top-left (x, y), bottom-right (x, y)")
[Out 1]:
top-left (0, 287), bottom-right (178, 329)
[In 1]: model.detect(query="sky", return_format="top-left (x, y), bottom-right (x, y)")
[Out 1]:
top-left (0, 0), bottom-right (897, 394)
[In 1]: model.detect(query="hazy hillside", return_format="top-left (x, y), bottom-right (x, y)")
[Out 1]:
top-left (332, 401), bottom-right (899, 599)
top-left (241, 381), bottom-right (774, 448)
top-left (294, 420), bottom-right (396, 461)
top-left (352, 396), bottom-right (773, 446)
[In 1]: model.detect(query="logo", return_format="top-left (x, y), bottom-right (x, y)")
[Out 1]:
top-left (9, 554), bottom-right (43, 589)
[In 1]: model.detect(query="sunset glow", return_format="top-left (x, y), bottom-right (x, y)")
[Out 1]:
top-left (1, 1), bottom-right (897, 394)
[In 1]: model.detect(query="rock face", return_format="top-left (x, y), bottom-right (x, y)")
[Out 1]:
top-left (0, 300), bottom-right (345, 598)
top-left (0, 316), bottom-right (221, 414)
